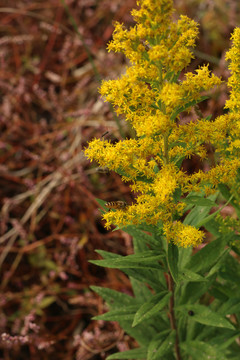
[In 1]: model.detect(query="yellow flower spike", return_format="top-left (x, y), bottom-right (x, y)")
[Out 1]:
top-left (225, 27), bottom-right (240, 112)
top-left (164, 222), bottom-right (205, 248)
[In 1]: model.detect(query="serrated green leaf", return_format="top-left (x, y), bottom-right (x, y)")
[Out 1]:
top-left (207, 249), bottom-right (229, 278)
top-left (183, 193), bottom-right (218, 227)
top-left (179, 280), bottom-right (210, 304)
top-left (123, 268), bottom-right (166, 292)
top-left (219, 252), bottom-right (240, 286)
top-left (90, 286), bottom-right (136, 307)
top-left (106, 347), bottom-right (147, 359)
top-left (132, 291), bottom-right (171, 327)
top-left (178, 246), bottom-right (193, 269)
top-left (218, 184), bottom-right (240, 217)
top-left (196, 194), bottom-right (234, 229)
top-left (217, 297), bottom-right (240, 316)
top-left (209, 330), bottom-right (240, 350)
top-left (90, 250), bottom-right (163, 270)
top-left (176, 304), bottom-right (235, 329)
top-left (185, 236), bottom-right (228, 274)
top-left (184, 196), bottom-right (216, 206)
top-left (209, 283), bottom-right (230, 301)
top-left (121, 226), bottom-right (161, 249)
top-left (93, 305), bottom-right (138, 322)
top-left (118, 321), bottom-right (159, 348)
top-left (178, 269), bottom-right (206, 282)
top-left (133, 236), bottom-right (149, 253)
top-left (117, 250), bottom-right (164, 262)
top-left (130, 278), bottom-right (153, 301)
top-left (180, 340), bottom-right (227, 360)
top-left (204, 219), bottom-right (221, 237)
top-left (147, 330), bottom-right (176, 360)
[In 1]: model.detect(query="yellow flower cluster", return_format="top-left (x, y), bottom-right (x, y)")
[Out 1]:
top-left (163, 221), bottom-right (205, 248)
top-left (225, 28), bottom-right (240, 112)
top-left (85, 0), bottom-right (240, 247)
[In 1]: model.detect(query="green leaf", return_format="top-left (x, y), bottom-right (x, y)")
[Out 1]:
top-left (179, 280), bottom-right (210, 304)
top-left (133, 236), bottom-right (149, 253)
top-left (147, 330), bottom-right (176, 360)
top-left (185, 236), bottom-right (228, 274)
top-left (178, 269), bottom-right (206, 282)
top-left (205, 114), bottom-right (212, 120)
top-left (204, 219), bottom-right (221, 237)
top-left (90, 286), bottom-right (136, 307)
top-left (96, 198), bottom-right (108, 210)
top-left (183, 193), bottom-right (218, 227)
top-left (206, 249), bottom-right (229, 278)
top-left (196, 194), bottom-right (234, 229)
top-left (176, 304), bottom-right (235, 329)
top-left (218, 184), bottom-right (240, 217)
top-left (123, 268), bottom-right (166, 292)
top-left (130, 278), bottom-right (153, 301)
top-left (180, 340), bottom-right (227, 360)
top-left (121, 225), bottom-right (161, 249)
top-left (173, 186), bottom-right (182, 203)
top-left (132, 291), bottom-right (171, 327)
top-left (174, 155), bottom-right (186, 169)
top-left (107, 348), bottom-right (147, 359)
top-left (178, 246), bottom-right (193, 269)
top-left (92, 288), bottom-right (162, 347)
top-left (167, 242), bottom-right (179, 283)
top-left (209, 283), bottom-right (231, 301)
top-left (183, 196), bottom-right (216, 207)
top-left (209, 330), bottom-right (240, 350)
top-left (219, 252), bottom-right (240, 285)
top-left (170, 96), bottom-right (209, 121)
top-left (93, 305), bottom-right (138, 322)
top-left (218, 297), bottom-right (240, 316)
top-left (90, 250), bottom-right (163, 270)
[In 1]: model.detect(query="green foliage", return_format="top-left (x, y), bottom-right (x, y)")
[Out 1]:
top-left (91, 188), bottom-right (240, 359)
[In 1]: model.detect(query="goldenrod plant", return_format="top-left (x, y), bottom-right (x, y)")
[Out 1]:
top-left (85, 1), bottom-right (240, 358)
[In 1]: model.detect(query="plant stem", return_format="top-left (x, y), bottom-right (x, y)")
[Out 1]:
top-left (167, 272), bottom-right (181, 360)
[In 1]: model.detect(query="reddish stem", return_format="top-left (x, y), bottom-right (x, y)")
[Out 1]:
top-left (167, 272), bottom-right (181, 360)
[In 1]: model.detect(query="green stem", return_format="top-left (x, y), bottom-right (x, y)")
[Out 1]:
top-left (167, 272), bottom-right (181, 360)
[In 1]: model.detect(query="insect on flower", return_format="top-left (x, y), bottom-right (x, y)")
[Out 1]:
top-left (105, 201), bottom-right (127, 210)
top-left (96, 166), bottom-right (110, 174)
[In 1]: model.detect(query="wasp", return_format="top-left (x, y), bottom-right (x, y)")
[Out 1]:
top-left (96, 166), bottom-right (110, 174)
top-left (105, 201), bottom-right (127, 210)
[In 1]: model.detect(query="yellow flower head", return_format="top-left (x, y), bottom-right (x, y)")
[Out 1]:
top-left (225, 27), bottom-right (240, 112)
top-left (164, 221), bottom-right (205, 248)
